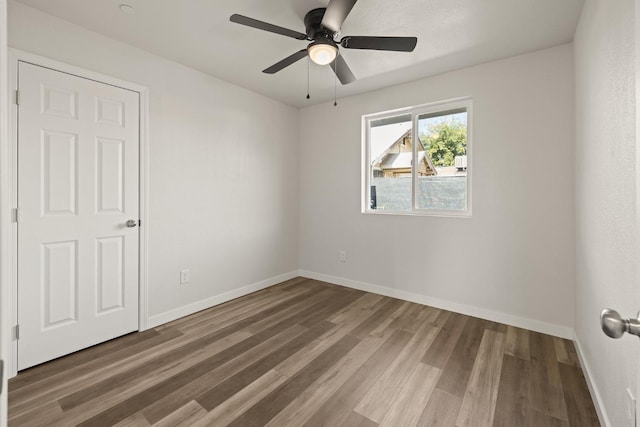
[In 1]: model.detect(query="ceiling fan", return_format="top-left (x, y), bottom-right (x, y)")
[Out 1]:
top-left (230, 0), bottom-right (418, 85)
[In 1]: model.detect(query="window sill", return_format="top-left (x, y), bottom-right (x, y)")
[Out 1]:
top-left (362, 209), bottom-right (472, 218)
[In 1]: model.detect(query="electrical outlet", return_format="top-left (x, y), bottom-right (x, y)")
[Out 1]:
top-left (627, 388), bottom-right (636, 427)
top-left (180, 269), bottom-right (190, 284)
top-left (339, 250), bottom-right (346, 263)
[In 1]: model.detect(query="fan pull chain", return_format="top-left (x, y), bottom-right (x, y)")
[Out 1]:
top-left (306, 56), bottom-right (310, 100)
top-left (333, 53), bottom-right (338, 107)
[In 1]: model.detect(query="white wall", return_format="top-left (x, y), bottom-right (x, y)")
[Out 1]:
top-left (299, 44), bottom-right (576, 336)
top-left (0, 0), bottom-right (9, 422)
top-left (7, 1), bottom-right (300, 320)
top-left (574, 0), bottom-right (636, 426)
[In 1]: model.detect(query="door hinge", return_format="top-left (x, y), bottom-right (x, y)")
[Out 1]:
top-left (14, 90), bottom-right (19, 105)
top-left (13, 208), bottom-right (21, 223)
top-left (14, 325), bottom-right (19, 340)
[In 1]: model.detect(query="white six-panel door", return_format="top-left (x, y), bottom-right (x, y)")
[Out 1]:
top-left (17, 61), bottom-right (139, 370)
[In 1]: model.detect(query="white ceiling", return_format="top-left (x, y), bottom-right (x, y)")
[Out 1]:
top-left (15, 0), bottom-right (585, 107)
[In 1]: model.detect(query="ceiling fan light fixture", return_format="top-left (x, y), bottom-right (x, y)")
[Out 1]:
top-left (308, 42), bottom-right (338, 65)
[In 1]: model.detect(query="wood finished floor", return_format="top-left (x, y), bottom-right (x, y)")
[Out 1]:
top-left (9, 277), bottom-right (600, 427)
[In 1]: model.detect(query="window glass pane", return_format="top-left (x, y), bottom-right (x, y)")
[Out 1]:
top-left (416, 109), bottom-right (467, 211)
top-left (369, 114), bottom-right (412, 212)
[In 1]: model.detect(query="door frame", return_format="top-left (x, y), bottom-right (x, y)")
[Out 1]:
top-left (5, 49), bottom-right (150, 378)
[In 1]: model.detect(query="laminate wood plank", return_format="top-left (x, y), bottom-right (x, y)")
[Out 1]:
top-left (435, 316), bottom-right (489, 397)
top-left (529, 333), bottom-right (568, 421)
top-left (484, 319), bottom-right (508, 334)
top-left (114, 413), bottom-right (151, 427)
top-left (421, 312), bottom-right (468, 368)
top-left (302, 329), bottom-right (414, 427)
top-left (264, 332), bottom-right (388, 426)
top-left (378, 363), bottom-right (442, 427)
top-left (343, 411), bottom-right (379, 427)
top-left (273, 322), bottom-right (358, 377)
top-left (191, 370), bottom-right (290, 426)
top-left (530, 332), bottom-right (562, 386)
top-left (273, 276), bottom-right (313, 291)
top-left (161, 280), bottom-right (296, 329)
top-left (152, 400), bottom-right (207, 427)
top-left (355, 325), bottom-right (440, 422)
top-left (189, 321), bottom-right (339, 417)
top-left (418, 389), bottom-right (462, 427)
top-left (456, 329), bottom-right (506, 427)
top-left (57, 325), bottom-right (256, 411)
top-left (552, 338), bottom-right (570, 364)
top-left (175, 284), bottom-right (323, 338)
top-left (414, 306), bottom-right (443, 330)
top-left (329, 293), bottom-right (385, 324)
top-left (528, 371), bottom-right (568, 421)
top-left (171, 283), bottom-right (320, 334)
top-left (396, 304), bottom-right (441, 334)
top-left (178, 282), bottom-right (316, 335)
top-left (563, 340), bottom-right (581, 367)
top-left (13, 332), bottom-right (254, 427)
top-left (558, 362), bottom-right (600, 427)
top-left (341, 297), bottom-right (404, 340)
top-left (75, 323), bottom-right (309, 427)
top-left (388, 302), bottom-right (424, 332)
top-left (526, 408), bottom-right (570, 427)
top-left (8, 400), bottom-right (62, 426)
top-left (140, 322), bottom-right (327, 424)
top-left (160, 287), bottom-right (277, 330)
top-left (369, 302), bottom-right (411, 336)
top-left (553, 338), bottom-right (580, 367)
top-left (10, 329), bottom-right (241, 421)
top-left (268, 297), bottom-right (400, 381)
top-left (505, 326), bottom-right (531, 361)
top-left (431, 309), bottom-right (453, 328)
top-left (493, 354), bottom-right (529, 427)
top-left (244, 289), bottom-right (339, 334)
top-left (298, 289), bottom-right (365, 328)
top-left (8, 328), bottom-right (162, 391)
top-left (9, 328), bottom-right (184, 410)
top-left (63, 286), bottom-right (336, 415)
top-left (227, 334), bottom-right (361, 427)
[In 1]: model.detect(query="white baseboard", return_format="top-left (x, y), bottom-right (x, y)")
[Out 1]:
top-left (572, 332), bottom-right (610, 427)
top-left (146, 270), bottom-right (299, 329)
top-left (298, 270), bottom-right (574, 339)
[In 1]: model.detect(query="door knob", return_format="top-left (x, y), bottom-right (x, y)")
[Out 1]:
top-left (125, 219), bottom-right (138, 228)
top-left (600, 309), bottom-right (640, 339)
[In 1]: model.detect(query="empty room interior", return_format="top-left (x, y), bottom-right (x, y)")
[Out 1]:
top-left (0, 0), bottom-right (638, 425)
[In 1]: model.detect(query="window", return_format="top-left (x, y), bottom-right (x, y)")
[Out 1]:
top-left (363, 98), bottom-right (472, 216)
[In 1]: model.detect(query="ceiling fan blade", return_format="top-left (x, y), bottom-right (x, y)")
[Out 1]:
top-left (321, 0), bottom-right (358, 33)
top-left (263, 49), bottom-right (308, 74)
top-left (230, 14), bottom-right (308, 40)
top-left (330, 54), bottom-right (356, 85)
top-left (341, 36), bottom-right (418, 52)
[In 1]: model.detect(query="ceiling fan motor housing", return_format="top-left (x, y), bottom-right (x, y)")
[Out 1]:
top-left (304, 8), bottom-right (335, 41)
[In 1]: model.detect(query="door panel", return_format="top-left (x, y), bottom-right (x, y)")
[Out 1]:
top-left (42, 240), bottom-right (77, 328)
top-left (96, 137), bottom-right (124, 213)
top-left (96, 236), bottom-right (124, 314)
top-left (17, 61), bottom-right (140, 370)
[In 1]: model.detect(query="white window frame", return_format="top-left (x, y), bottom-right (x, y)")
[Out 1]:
top-left (362, 97), bottom-right (473, 217)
